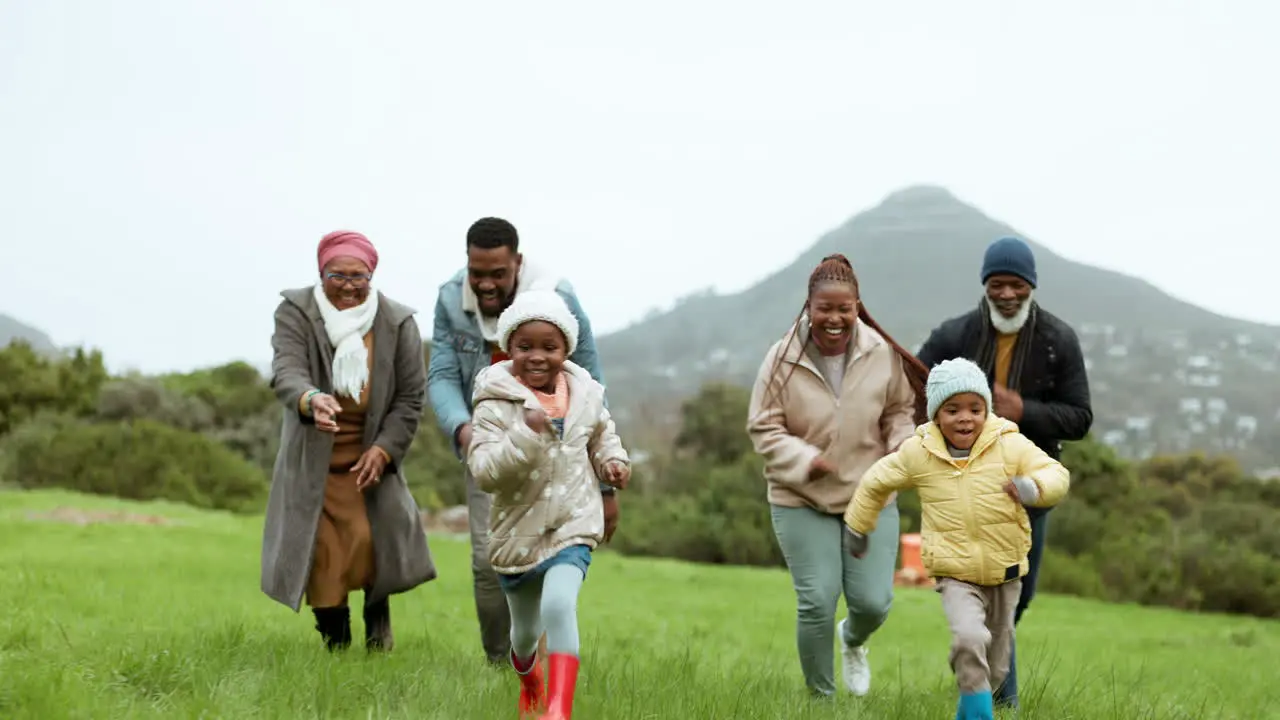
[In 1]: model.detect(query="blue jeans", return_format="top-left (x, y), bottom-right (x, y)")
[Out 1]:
top-left (995, 507), bottom-right (1049, 708)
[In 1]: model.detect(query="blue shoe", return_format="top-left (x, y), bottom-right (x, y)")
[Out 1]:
top-left (958, 691), bottom-right (994, 720)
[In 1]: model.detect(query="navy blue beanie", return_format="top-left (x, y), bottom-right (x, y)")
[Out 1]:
top-left (980, 236), bottom-right (1037, 288)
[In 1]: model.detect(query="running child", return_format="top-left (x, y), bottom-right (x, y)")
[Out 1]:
top-left (843, 358), bottom-right (1069, 720)
top-left (467, 290), bottom-right (631, 720)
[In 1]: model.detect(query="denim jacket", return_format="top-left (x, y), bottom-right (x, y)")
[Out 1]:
top-left (427, 269), bottom-right (607, 469)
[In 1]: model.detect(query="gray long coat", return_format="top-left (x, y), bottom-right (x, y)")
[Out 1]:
top-left (261, 287), bottom-right (437, 611)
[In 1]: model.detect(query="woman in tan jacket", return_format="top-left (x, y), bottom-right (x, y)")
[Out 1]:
top-left (746, 254), bottom-right (928, 698)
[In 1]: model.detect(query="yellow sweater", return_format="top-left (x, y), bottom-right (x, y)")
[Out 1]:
top-left (844, 417), bottom-right (1069, 586)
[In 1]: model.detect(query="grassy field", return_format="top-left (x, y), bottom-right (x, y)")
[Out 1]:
top-left (1, 489), bottom-right (1277, 720)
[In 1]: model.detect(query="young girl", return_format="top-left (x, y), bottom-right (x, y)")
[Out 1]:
top-left (467, 290), bottom-right (630, 720)
top-left (843, 358), bottom-right (1069, 720)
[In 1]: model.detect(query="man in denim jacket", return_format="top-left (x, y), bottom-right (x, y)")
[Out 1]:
top-left (427, 216), bottom-right (616, 665)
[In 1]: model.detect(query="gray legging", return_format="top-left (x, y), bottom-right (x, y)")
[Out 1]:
top-left (771, 501), bottom-right (900, 697)
top-left (506, 564), bottom-right (586, 659)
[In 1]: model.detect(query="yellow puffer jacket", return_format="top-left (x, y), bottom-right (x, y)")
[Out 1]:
top-left (843, 417), bottom-right (1069, 587)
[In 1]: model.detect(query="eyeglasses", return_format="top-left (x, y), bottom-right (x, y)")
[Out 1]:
top-left (325, 271), bottom-right (372, 288)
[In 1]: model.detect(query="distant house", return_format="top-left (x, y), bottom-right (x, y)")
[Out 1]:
top-left (1125, 416), bottom-right (1152, 433)
top-left (1187, 373), bottom-right (1221, 387)
top-left (1237, 416), bottom-right (1259, 436)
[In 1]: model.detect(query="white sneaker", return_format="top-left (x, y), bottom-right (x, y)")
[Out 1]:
top-left (837, 618), bottom-right (871, 696)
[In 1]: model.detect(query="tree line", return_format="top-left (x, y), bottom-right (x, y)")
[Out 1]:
top-left (2, 341), bottom-right (1277, 618)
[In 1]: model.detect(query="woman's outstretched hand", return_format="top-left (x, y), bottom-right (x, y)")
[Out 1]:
top-left (310, 393), bottom-right (342, 433)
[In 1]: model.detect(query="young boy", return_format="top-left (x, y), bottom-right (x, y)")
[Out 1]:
top-left (843, 358), bottom-right (1069, 720)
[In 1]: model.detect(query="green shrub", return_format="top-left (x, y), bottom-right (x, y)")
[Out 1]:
top-left (0, 416), bottom-right (266, 513)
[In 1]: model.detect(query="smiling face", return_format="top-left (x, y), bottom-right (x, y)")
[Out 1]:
top-left (936, 392), bottom-right (988, 450)
top-left (807, 281), bottom-right (858, 355)
top-left (321, 256), bottom-right (372, 310)
top-left (509, 320), bottom-right (567, 391)
top-left (984, 273), bottom-right (1033, 319)
top-left (467, 245), bottom-right (521, 317)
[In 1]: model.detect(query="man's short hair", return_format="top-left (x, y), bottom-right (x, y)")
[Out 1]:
top-left (466, 217), bottom-right (519, 252)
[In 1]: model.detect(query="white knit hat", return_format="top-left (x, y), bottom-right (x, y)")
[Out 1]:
top-left (926, 358), bottom-right (992, 421)
top-left (496, 290), bottom-right (579, 355)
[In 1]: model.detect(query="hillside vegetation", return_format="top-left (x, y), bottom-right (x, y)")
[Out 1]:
top-left (2, 339), bottom-right (1279, 622)
top-left (2, 490), bottom-right (1278, 719)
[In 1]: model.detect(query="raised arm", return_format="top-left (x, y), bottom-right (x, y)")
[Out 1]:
top-left (746, 347), bottom-right (822, 486)
top-left (588, 402), bottom-right (629, 480)
top-left (844, 445), bottom-right (919, 535)
top-left (372, 316), bottom-right (426, 470)
top-left (269, 300), bottom-right (318, 423)
top-left (466, 400), bottom-right (549, 494)
top-left (426, 294), bottom-right (473, 457)
top-left (1006, 432), bottom-right (1071, 508)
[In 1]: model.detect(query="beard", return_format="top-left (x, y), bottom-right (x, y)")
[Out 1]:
top-left (988, 290), bottom-right (1035, 334)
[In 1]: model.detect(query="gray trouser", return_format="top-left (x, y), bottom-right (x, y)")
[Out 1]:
top-left (937, 577), bottom-right (1021, 694)
top-left (771, 502), bottom-right (900, 697)
top-left (467, 469), bottom-right (511, 662)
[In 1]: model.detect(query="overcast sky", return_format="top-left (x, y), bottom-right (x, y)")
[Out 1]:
top-left (3, 1), bottom-right (1276, 374)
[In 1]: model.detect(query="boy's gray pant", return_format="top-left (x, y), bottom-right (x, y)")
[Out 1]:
top-left (937, 577), bottom-right (1021, 694)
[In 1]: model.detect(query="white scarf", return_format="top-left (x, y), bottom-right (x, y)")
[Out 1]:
top-left (312, 283), bottom-right (379, 402)
top-left (461, 257), bottom-right (561, 343)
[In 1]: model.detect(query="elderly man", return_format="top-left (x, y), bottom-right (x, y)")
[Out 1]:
top-left (915, 235), bottom-right (1093, 709)
top-left (426, 216), bottom-right (618, 665)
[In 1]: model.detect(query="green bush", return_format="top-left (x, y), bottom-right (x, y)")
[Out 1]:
top-left (0, 416), bottom-right (267, 513)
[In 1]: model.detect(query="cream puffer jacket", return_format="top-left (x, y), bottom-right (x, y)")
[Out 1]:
top-left (467, 360), bottom-right (629, 575)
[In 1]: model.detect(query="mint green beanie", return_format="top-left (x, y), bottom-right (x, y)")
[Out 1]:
top-left (925, 358), bottom-right (992, 420)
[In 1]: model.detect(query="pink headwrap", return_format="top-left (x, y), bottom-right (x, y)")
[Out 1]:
top-left (317, 230), bottom-right (379, 274)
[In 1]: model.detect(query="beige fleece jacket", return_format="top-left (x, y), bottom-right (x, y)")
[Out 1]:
top-left (746, 319), bottom-right (917, 515)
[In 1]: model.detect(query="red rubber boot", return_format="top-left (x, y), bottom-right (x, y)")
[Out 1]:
top-left (513, 651), bottom-right (545, 718)
top-left (538, 653), bottom-right (580, 720)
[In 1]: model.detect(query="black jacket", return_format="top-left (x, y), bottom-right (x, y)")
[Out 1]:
top-left (916, 304), bottom-right (1093, 462)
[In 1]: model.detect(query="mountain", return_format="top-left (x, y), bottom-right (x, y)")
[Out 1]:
top-left (0, 314), bottom-right (56, 353)
top-left (597, 185), bottom-right (1280, 471)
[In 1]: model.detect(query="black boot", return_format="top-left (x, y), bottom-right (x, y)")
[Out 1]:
top-left (363, 598), bottom-right (394, 652)
top-left (312, 606), bottom-right (352, 651)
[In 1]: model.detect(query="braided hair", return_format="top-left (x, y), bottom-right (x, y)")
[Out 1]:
top-left (763, 253), bottom-right (929, 423)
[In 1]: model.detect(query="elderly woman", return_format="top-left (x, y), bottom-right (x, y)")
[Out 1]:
top-left (261, 229), bottom-right (436, 651)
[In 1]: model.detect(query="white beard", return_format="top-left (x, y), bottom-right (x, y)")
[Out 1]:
top-left (988, 290), bottom-right (1035, 334)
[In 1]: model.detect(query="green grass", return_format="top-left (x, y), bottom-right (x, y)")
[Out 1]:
top-left (1, 489), bottom-right (1277, 719)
